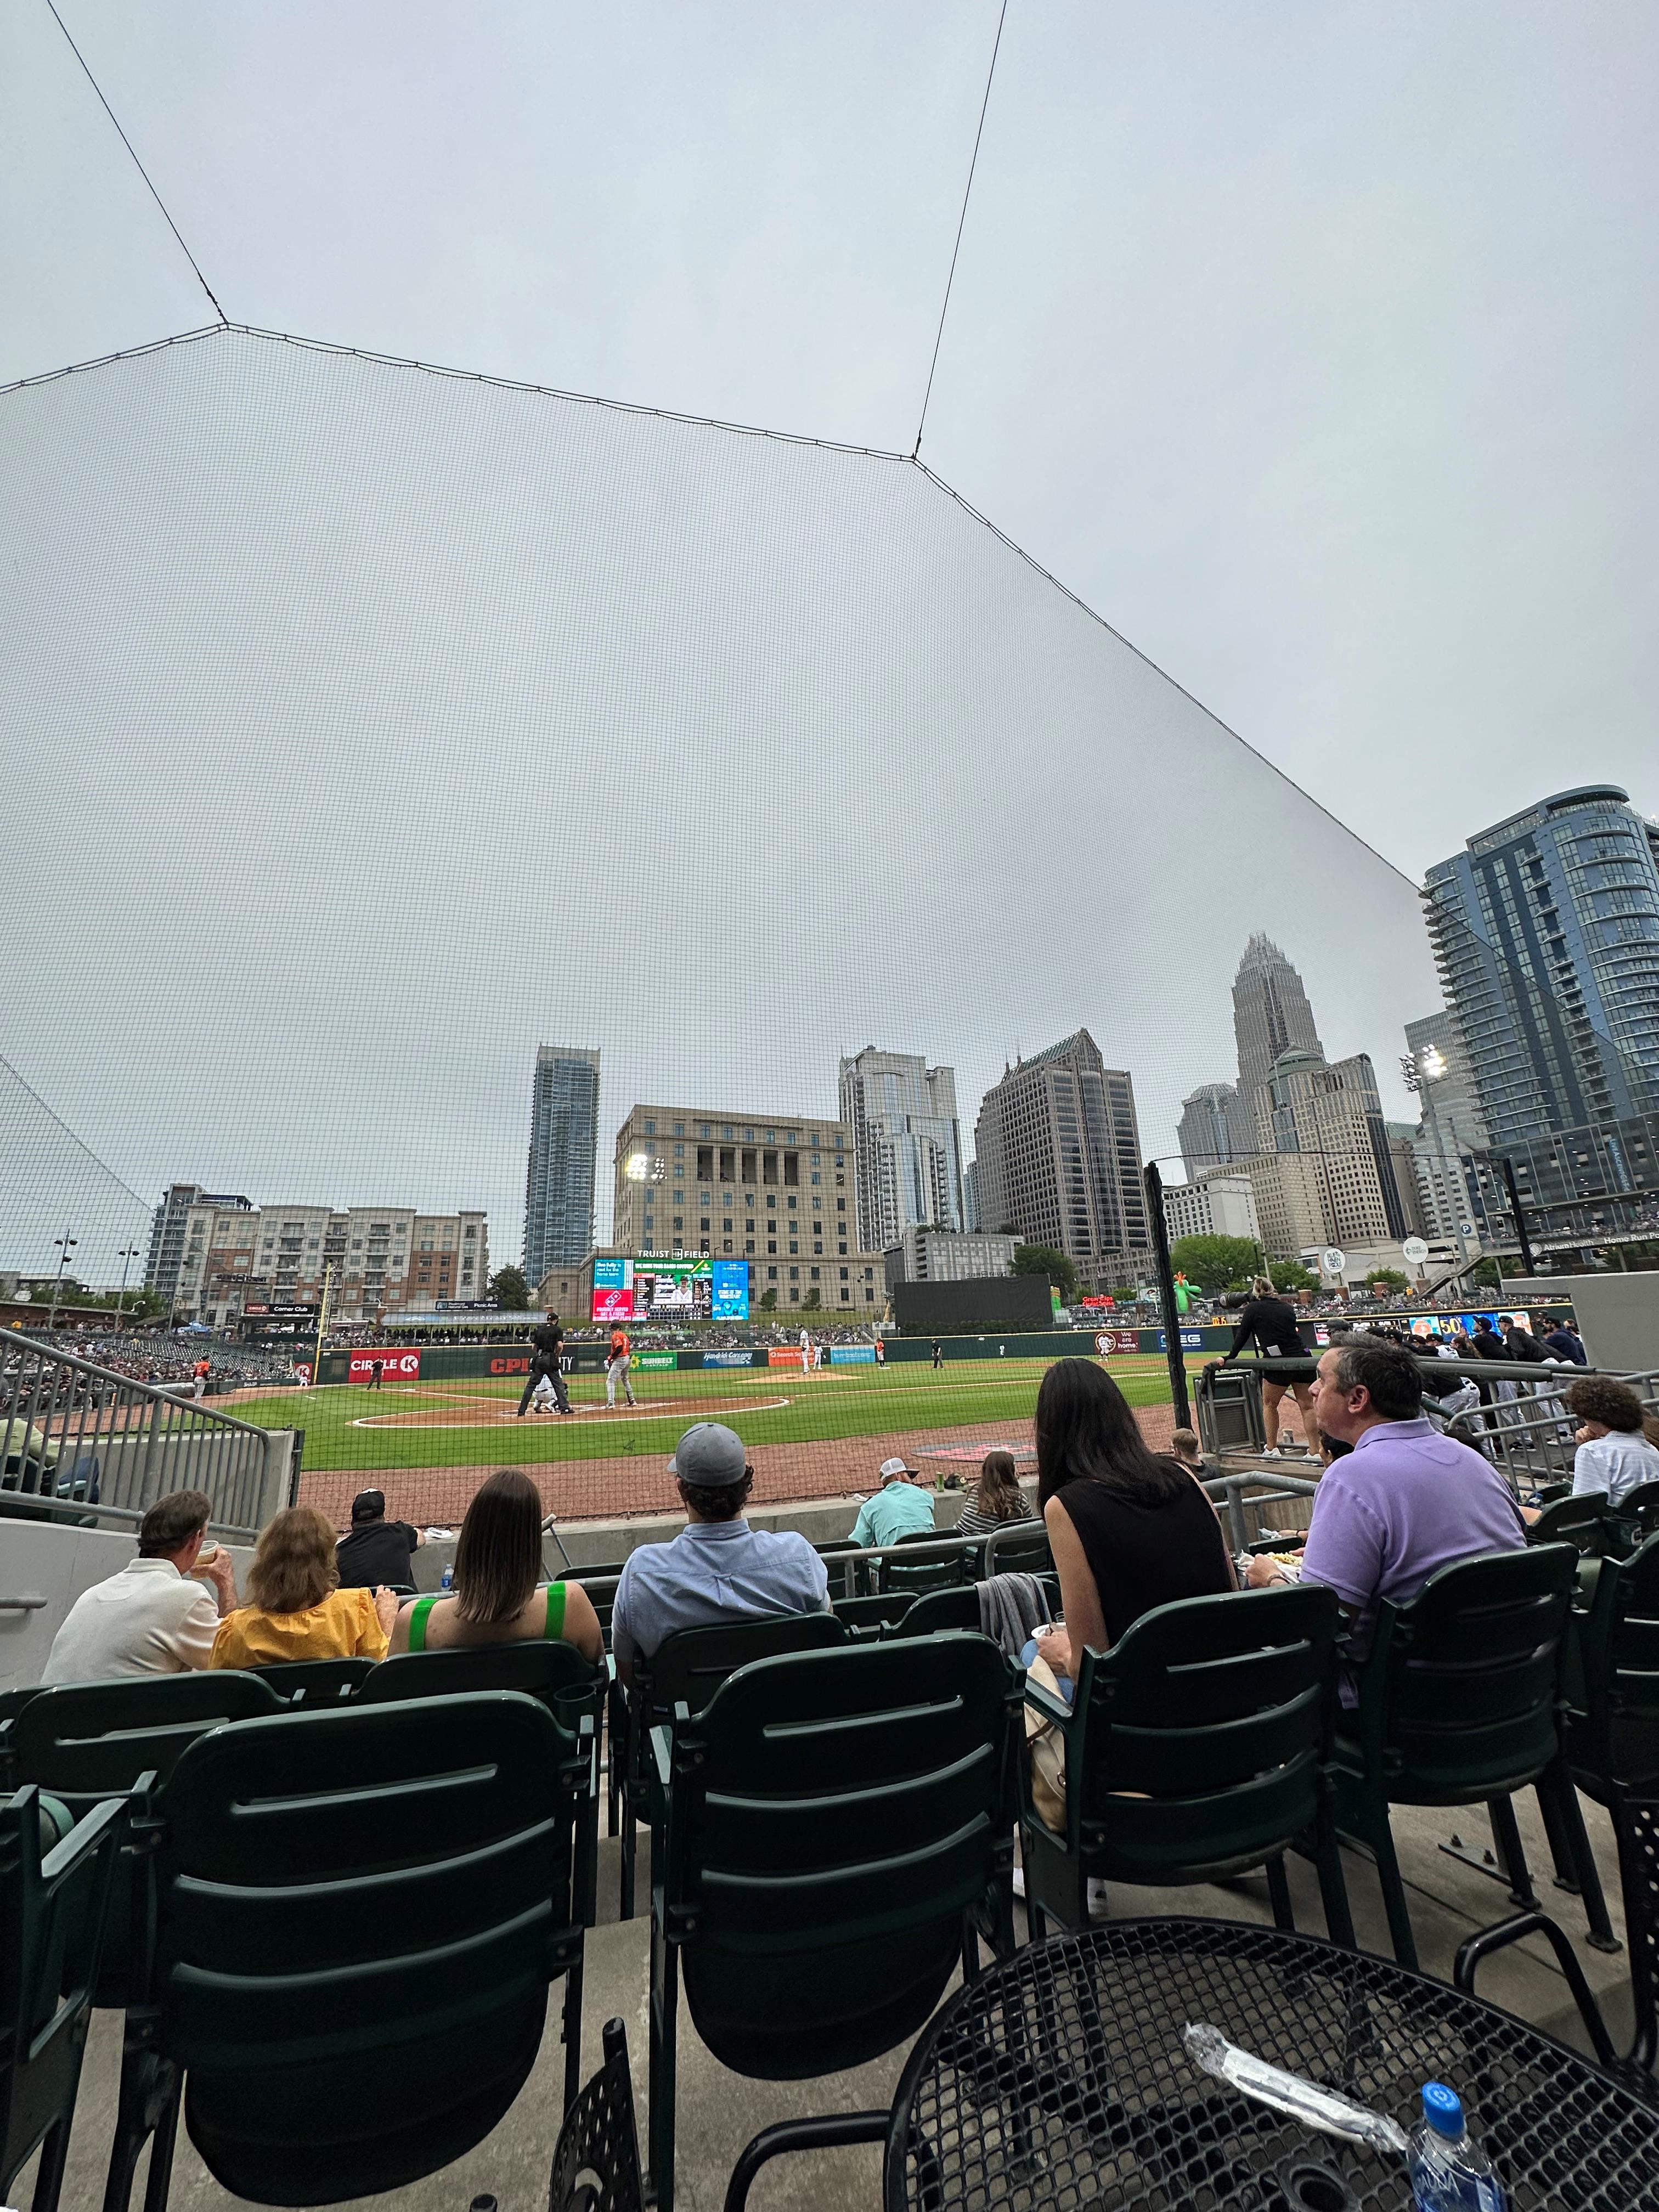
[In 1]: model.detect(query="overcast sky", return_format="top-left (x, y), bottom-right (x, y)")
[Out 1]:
top-left (2, 3), bottom-right (1655, 1268)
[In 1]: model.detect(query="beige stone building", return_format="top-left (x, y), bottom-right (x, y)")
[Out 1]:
top-left (608, 1103), bottom-right (885, 1311)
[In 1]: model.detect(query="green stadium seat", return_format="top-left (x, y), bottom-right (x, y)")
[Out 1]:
top-left (646, 1633), bottom-right (1022, 2212)
top-left (981, 1520), bottom-right (1052, 1577)
top-left (250, 1656), bottom-right (377, 1704)
top-left (874, 1539), bottom-right (972, 1596)
top-left (4, 1673), bottom-right (286, 2007)
top-left (1020, 1585), bottom-right (1354, 1945)
top-left (884, 1585), bottom-right (981, 1637)
top-left (0, 1785), bottom-right (129, 2212)
top-left (830, 1589), bottom-right (918, 1635)
top-left (613, 1612), bottom-right (845, 1920)
top-left (104, 1691), bottom-right (592, 2211)
top-left (1331, 1544), bottom-right (1616, 1966)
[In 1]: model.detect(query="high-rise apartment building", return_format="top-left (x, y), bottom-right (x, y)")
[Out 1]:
top-left (172, 1200), bottom-right (488, 1327)
top-left (963, 1159), bottom-right (980, 1233)
top-left (146, 1183), bottom-right (252, 1308)
top-left (1424, 786), bottom-right (1659, 1235)
top-left (1176, 1081), bottom-right (1253, 1178)
top-left (1233, 935), bottom-right (1324, 1100)
top-left (971, 1032), bottom-right (1150, 1292)
top-left (882, 1227), bottom-right (1018, 1293)
top-left (838, 1048), bottom-right (964, 1253)
top-left (523, 1046), bottom-right (600, 1281)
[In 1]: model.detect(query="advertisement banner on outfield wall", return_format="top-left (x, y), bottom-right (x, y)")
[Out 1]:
top-left (591, 1257), bottom-right (635, 1324)
top-left (635, 1352), bottom-right (677, 1369)
top-left (831, 1345), bottom-right (877, 1364)
top-left (1093, 1331), bottom-right (1140, 1356)
top-left (702, 1351), bottom-right (759, 1368)
top-left (348, 1350), bottom-right (421, 1381)
top-left (768, 1347), bottom-right (806, 1368)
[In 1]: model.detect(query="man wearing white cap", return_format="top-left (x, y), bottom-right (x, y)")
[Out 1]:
top-left (849, 1457), bottom-right (936, 1548)
top-left (610, 1422), bottom-right (829, 1677)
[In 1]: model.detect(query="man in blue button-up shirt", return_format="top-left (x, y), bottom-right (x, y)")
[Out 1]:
top-left (611, 1423), bottom-right (828, 1676)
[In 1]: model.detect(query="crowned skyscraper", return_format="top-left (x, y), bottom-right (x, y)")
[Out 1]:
top-left (1232, 935), bottom-right (1325, 1099)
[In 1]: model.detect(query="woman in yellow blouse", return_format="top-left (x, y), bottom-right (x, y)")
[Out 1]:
top-left (211, 1504), bottom-right (396, 1668)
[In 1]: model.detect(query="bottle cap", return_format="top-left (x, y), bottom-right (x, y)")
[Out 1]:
top-left (1421, 2082), bottom-right (1463, 2138)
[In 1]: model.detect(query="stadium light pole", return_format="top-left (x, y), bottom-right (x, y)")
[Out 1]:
top-left (47, 1232), bottom-right (77, 1335)
top-left (311, 1263), bottom-right (335, 1388)
top-left (1143, 1163), bottom-right (1191, 1430)
top-left (112, 1244), bottom-right (141, 1335)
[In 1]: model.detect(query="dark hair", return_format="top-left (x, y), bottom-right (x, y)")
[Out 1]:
top-left (138, 1488), bottom-right (213, 1558)
top-left (1566, 1375), bottom-right (1647, 1435)
top-left (973, 1449), bottom-right (1027, 1522)
top-left (678, 1468), bottom-right (753, 1523)
top-left (1320, 1433), bottom-right (1355, 1464)
top-left (1327, 1335), bottom-right (1422, 1419)
top-left (1035, 1358), bottom-right (1188, 1511)
top-left (453, 1468), bottom-right (545, 1624)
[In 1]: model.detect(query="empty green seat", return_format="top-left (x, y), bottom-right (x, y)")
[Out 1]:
top-left (981, 1520), bottom-right (1051, 1577)
top-left (647, 1633), bottom-right (1022, 2211)
top-left (1565, 1530), bottom-right (1659, 1804)
top-left (105, 1690), bottom-right (592, 2211)
top-left (876, 1539), bottom-right (972, 1596)
top-left (4, 1672), bottom-right (287, 2010)
top-left (886, 1585), bottom-right (982, 1637)
top-left (1, 1785), bottom-right (128, 2212)
top-left (830, 1589), bottom-right (918, 1635)
top-left (1019, 1584), bottom-right (1353, 1945)
top-left (1528, 1493), bottom-right (1611, 1555)
top-left (1332, 1543), bottom-right (1615, 1966)
top-left (613, 1612), bottom-right (845, 1918)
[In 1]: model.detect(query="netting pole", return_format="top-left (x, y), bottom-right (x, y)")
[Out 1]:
top-left (1143, 1162), bottom-right (1191, 1430)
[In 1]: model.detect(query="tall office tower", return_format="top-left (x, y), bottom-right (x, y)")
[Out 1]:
top-left (971, 1031), bottom-right (1150, 1292)
top-left (1176, 1081), bottom-right (1252, 1177)
top-left (1424, 787), bottom-right (1659, 1234)
top-left (1250, 1048), bottom-right (1409, 1248)
top-left (1402, 1011), bottom-right (1488, 1244)
top-left (963, 1159), bottom-right (980, 1233)
top-left (837, 1048), bottom-right (964, 1255)
top-left (1233, 935), bottom-right (1325, 1100)
top-left (522, 1046), bottom-right (600, 1282)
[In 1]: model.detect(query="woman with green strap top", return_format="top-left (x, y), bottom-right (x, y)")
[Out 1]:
top-left (387, 1468), bottom-right (603, 1662)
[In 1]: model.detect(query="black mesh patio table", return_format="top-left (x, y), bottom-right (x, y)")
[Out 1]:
top-left (884, 1918), bottom-right (1659, 2210)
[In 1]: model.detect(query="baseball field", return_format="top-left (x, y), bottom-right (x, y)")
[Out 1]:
top-left (229, 1350), bottom-right (1204, 1528)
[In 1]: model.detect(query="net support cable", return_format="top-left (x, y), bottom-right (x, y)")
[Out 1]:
top-left (42, 0), bottom-right (228, 326)
top-left (0, 318), bottom-right (1413, 894)
top-left (913, 0), bottom-right (1008, 460)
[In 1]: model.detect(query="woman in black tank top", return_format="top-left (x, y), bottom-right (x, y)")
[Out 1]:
top-left (1030, 1358), bottom-right (1234, 1681)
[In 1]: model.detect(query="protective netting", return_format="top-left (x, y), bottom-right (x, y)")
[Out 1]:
top-left (2, 323), bottom-right (1650, 1513)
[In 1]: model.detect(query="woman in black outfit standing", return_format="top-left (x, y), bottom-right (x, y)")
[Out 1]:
top-left (1029, 1358), bottom-right (1234, 1688)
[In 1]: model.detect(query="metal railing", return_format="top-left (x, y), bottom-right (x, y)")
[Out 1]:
top-left (1, 1333), bottom-right (287, 1539)
top-left (1196, 1352), bottom-right (1659, 1503)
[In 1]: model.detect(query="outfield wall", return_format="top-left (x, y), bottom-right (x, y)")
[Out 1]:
top-left (312, 1302), bottom-right (1575, 1385)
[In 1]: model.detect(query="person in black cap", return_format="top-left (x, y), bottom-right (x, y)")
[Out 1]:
top-left (335, 1489), bottom-right (425, 1590)
top-left (517, 1312), bottom-right (572, 1417)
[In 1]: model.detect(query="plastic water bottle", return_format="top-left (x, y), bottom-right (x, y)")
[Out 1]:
top-left (439, 1562), bottom-right (453, 1593)
top-left (1408, 2083), bottom-right (1505, 2211)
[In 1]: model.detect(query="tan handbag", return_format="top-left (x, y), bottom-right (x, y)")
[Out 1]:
top-left (1023, 1651), bottom-right (1068, 1830)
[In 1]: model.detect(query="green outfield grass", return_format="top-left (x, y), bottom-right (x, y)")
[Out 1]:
top-left (233, 1352), bottom-right (1203, 1474)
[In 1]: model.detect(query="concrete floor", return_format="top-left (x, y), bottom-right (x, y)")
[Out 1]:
top-left (21, 1782), bottom-right (1641, 2212)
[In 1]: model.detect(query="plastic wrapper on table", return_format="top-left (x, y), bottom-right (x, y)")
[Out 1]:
top-left (1183, 2022), bottom-right (1409, 2158)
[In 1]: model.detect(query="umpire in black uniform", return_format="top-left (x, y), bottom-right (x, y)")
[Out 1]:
top-left (517, 1311), bottom-right (572, 1417)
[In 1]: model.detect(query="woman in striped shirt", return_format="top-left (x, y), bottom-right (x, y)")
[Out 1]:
top-left (955, 1448), bottom-right (1037, 1537)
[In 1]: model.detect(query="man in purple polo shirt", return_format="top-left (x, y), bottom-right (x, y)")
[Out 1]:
top-left (1245, 1334), bottom-right (1524, 1650)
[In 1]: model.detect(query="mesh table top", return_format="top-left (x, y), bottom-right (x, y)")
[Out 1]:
top-left (886, 1918), bottom-right (1659, 2210)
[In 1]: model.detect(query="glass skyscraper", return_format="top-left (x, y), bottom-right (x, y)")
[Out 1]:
top-left (1424, 786), bottom-right (1659, 1234)
top-left (522, 1046), bottom-right (600, 1283)
top-left (838, 1048), bottom-right (964, 1255)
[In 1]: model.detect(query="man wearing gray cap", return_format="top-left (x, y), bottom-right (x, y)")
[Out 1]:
top-left (610, 1422), bottom-right (829, 1677)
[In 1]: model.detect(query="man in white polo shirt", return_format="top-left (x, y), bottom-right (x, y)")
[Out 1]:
top-left (41, 1488), bottom-right (239, 1682)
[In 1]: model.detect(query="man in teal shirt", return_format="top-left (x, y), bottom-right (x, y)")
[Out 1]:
top-left (850, 1457), bottom-right (937, 1547)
